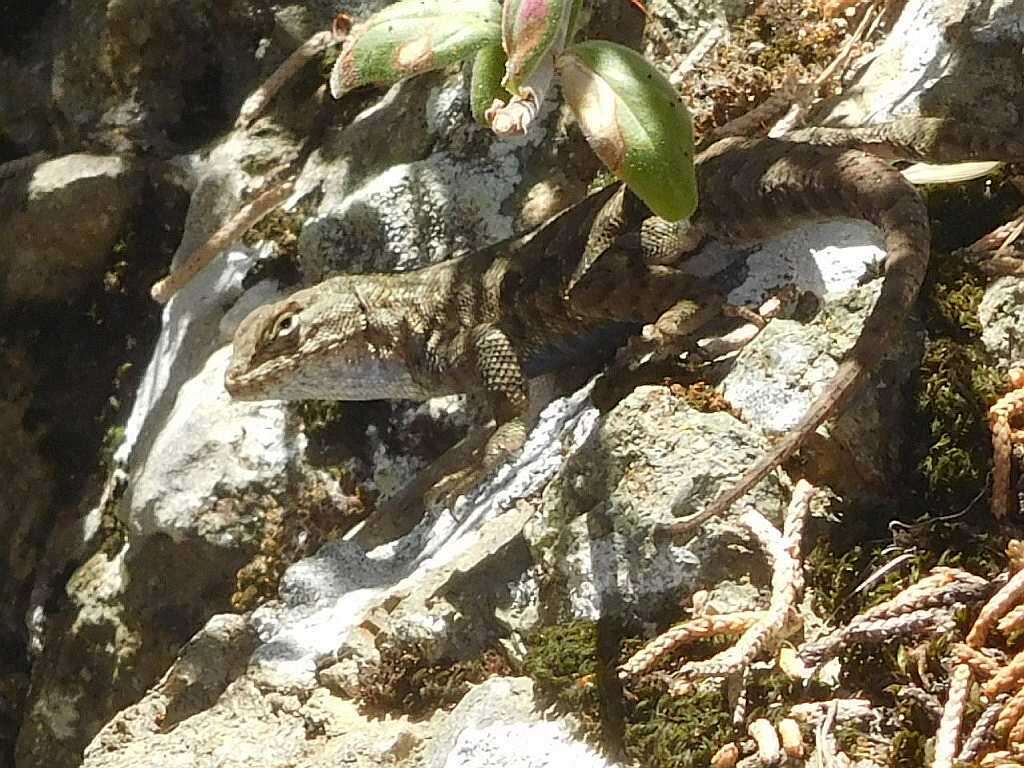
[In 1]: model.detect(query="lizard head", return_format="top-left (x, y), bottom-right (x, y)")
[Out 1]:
top-left (225, 278), bottom-right (427, 401)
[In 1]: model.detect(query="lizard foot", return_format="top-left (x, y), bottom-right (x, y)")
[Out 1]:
top-left (690, 286), bottom-right (800, 363)
top-left (423, 463), bottom-right (487, 515)
top-left (970, 207), bottom-right (1024, 273)
top-left (612, 295), bottom-right (724, 375)
top-left (424, 416), bottom-right (530, 515)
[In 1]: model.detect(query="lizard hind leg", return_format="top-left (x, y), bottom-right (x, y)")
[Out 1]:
top-left (567, 185), bottom-right (706, 299)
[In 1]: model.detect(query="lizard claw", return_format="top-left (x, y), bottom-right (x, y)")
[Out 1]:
top-left (423, 463), bottom-right (486, 514)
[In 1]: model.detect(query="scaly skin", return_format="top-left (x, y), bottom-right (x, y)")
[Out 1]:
top-left (227, 182), bottom-right (711, 476)
top-left (227, 117), bottom-right (1024, 524)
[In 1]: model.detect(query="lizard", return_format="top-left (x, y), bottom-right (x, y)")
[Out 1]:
top-left (226, 117), bottom-right (1024, 532)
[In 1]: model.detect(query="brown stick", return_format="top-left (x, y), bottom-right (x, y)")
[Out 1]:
top-left (235, 29), bottom-right (338, 129)
top-left (150, 177), bottom-right (295, 304)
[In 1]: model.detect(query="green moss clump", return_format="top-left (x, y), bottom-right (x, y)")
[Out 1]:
top-left (805, 512), bottom-right (1003, 624)
top-left (524, 622), bottom-right (602, 732)
top-left (803, 539), bottom-right (870, 623)
top-left (908, 170), bottom-right (1024, 510)
top-left (624, 683), bottom-right (733, 768)
top-left (320, 45), bottom-right (341, 82)
top-left (915, 339), bottom-right (1000, 503)
top-left (586, 169), bottom-right (618, 195)
top-left (524, 621), bottom-right (734, 767)
top-left (914, 246), bottom-right (1004, 505)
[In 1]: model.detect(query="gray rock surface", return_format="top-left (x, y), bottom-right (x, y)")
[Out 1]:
top-left (817, 0), bottom-right (1024, 127)
top-left (0, 154), bottom-right (141, 303)
top-left (980, 276), bottom-right (1024, 367)
top-left (425, 677), bottom-right (611, 768)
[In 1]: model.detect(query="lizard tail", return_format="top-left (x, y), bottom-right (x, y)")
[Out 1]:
top-left (783, 117), bottom-right (1024, 164)
top-left (679, 138), bottom-right (935, 531)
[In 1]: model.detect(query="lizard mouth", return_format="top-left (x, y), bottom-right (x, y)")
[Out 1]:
top-left (224, 354), bottom-right (433, 402)
top-left (223, 368), bottom-right (261, 400)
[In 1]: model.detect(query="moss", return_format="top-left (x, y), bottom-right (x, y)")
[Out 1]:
top-left (624, 683), bottom-right (733, 768)
top-left (915, 338), bottom-right (1001, 502)
top-left (358, 644), bottom-right (514, 719)
top-left (586, 169), bottom-right (618, 195)
top-left (231, 477), bottom-right (367, 611)
top-left (803, 534), bottom-right (872, 623)
top-left (674, 0), bottom-right (859, 137)
top-left (743, 0), bottom-right (847, 73)
top-left (889, 727), bottom-right (929, 768)
top-left (910, 173), bottom-right (1024, 509)
top-left (897, 174), bottom-right (1023, 509)
top-left (319, 44), bottom-right (341, 82)
top-left (524, 622), bottom-right (602, 733)
top-left (242, 204), bottom-right (305, 267)
top-left (524, 621), bottom-right (735, 767)
top-left (806, 512), bottom-right (1004, 626)
top-left (99, 424), bottom-right (126, 472)
top-left (295, 400), bottom-right (349, 441)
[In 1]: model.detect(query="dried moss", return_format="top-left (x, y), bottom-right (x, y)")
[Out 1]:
top-left (742, 0), bottom-right (848, 73)
top-left (231, 477), bottom-right (366, 611)
top-left (668, 381), bottom-right (735, 414)
top-left (358, 644), bottom-right (514, 719)
top-left (672, 0), bottom-right (861, 137)
top-left (242, 204), bottom-right (305, 267)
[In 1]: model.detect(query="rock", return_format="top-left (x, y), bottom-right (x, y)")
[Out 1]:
top-left (0, 154), bottom-right (141, 304)
top-left (5, 0), bottom-right (1017, 764)
top-left (720, 221), bottom-right (922, 492)
top-left (246, 385), bottom-right (595, 690)
top-left (80, 616), bottom-right (428, 768)
top-left (426, 677), bottom-right (612, 768)
top-left (126, 345), bottom-right (296, 543)
top-left (524, 385), bottom-right (781, 621)
top-left (980, 276), bottom-right (1024, 367)
top-left (0, 343), bottom-right (57, 644)
top-left (299, 72), bottom-right (566, 279)
top-left (817, 0), bottom-right (1024, 127)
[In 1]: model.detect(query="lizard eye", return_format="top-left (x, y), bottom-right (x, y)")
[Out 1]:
top-left (272, 313), bottom-right (297, 338)
top-left (259, 304), bottom-right (303, 351)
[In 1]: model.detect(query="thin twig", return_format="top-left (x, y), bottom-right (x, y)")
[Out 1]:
top-left (150, 176), bottom-right (295, 303)
top-left (235, 27), bottom-right (341, 129)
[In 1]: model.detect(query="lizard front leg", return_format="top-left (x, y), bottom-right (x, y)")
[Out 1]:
top-left (428, 323), bottom-right (531, 505)
top-left (469, 323), bottom-right (531, 472)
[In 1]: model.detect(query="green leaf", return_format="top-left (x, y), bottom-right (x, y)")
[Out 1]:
top-left (330, 0), bottom-right (501, 98)
top-left (557, 40), bottom-right (697, 222)
top-left (470, 44), bottom-right (509, 126)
